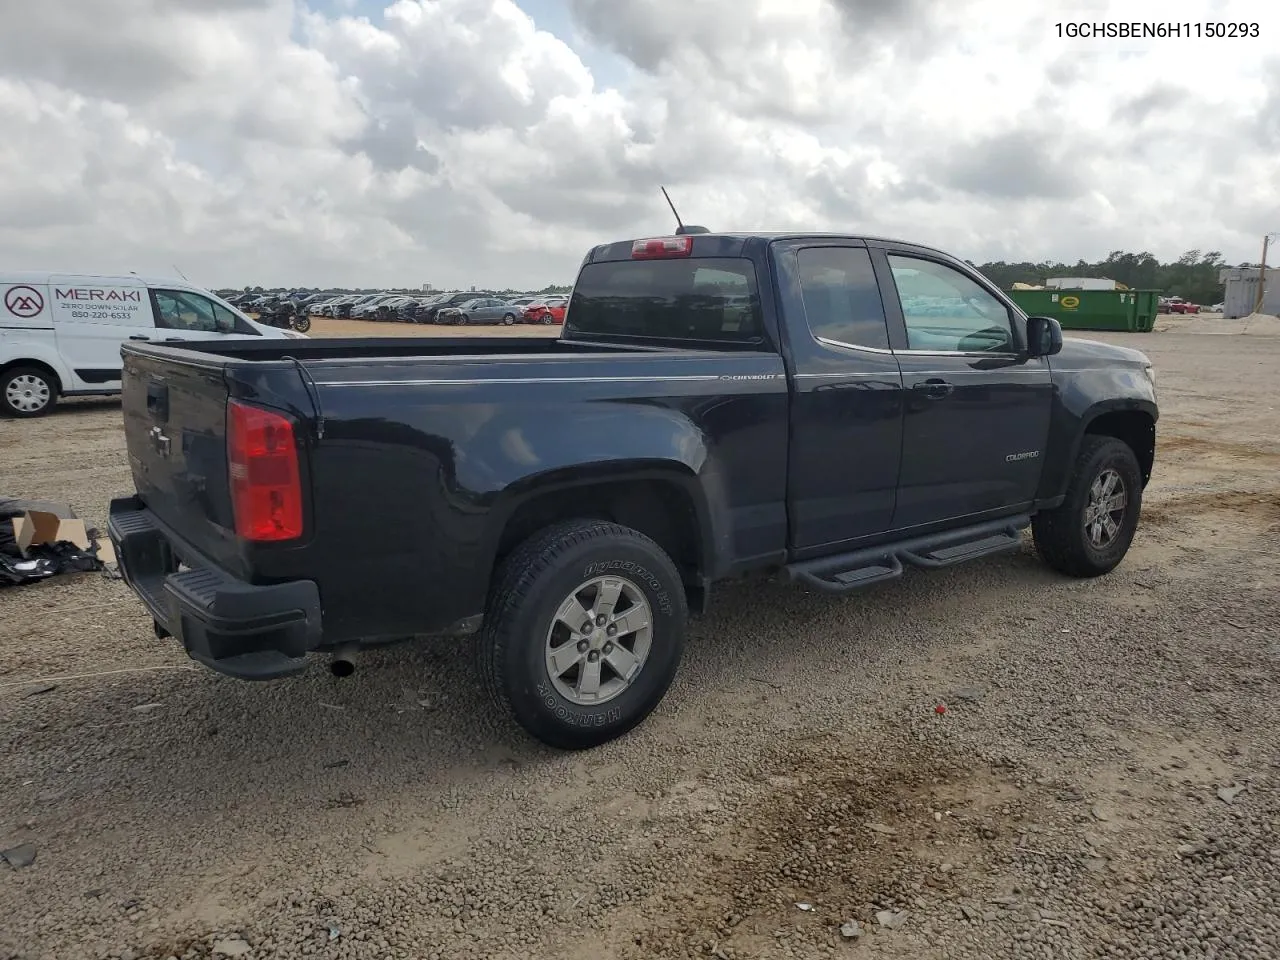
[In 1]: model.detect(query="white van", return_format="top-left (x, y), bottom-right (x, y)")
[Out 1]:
top-left (1, 273), bottom-right (306, 418)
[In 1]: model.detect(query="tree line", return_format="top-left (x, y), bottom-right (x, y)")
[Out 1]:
top-left (970, 250), bottom-right (1244, 306)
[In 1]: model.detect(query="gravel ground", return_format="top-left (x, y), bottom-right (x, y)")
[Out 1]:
top-left (1, 327), bottom-right (1277, 960)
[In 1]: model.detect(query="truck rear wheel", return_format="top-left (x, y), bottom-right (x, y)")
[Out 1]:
top-left (478, 520), bottom-right (687, 749)
top-left (1032, 435), bottom-right (1143, 577)
top-left (2, 366), bottom-right (57, 418)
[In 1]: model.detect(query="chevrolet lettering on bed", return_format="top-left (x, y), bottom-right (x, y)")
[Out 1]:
top-left (108, 230), bottom-right (1158, 749)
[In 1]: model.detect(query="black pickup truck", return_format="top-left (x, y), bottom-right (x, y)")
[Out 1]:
top-left (109, 232), bottom-right (1157, 749)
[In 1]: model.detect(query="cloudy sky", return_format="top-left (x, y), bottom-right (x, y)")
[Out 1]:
top-left (1, 0), bottom-right (1276, 290)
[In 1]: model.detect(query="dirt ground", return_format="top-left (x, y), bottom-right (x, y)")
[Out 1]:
top-left (1, 319), bottom-right (1278, 960)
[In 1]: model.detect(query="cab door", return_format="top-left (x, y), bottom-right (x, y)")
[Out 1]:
top-left (777, 241), bottom-right (906, 556)
top-left (870, 248), bottom-right (1053, 530)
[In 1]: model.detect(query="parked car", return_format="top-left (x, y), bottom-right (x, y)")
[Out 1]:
top-left (308, 296), bottom-right (342, 316)
top-left (436, 298), bottom-right (521, 325)
top-left (108, 230), bottom-right (1157, 750)
top-left (337, 294), bottom-right (384, 319)
top-left (372, 296), bottom-right (417, 321)
top-left (393, 296), bottom-right (443, 323)
top-left (1164, 297), bottom-right (1200, 315)
top-left (417, 291), bottom-right (494, 324)
top-left (0, 272), bottom-right (304, 417)
top-left (1209, 302), bottom-right (1224, 313)
top-left (521, 296), bottom-right (568, 324)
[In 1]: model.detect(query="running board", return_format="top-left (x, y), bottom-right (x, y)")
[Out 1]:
top-left (784, 516), bottom-right (1030, 595)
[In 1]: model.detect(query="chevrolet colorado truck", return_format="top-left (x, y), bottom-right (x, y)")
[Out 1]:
top-left (109, 232), bottom-right (1158, 749)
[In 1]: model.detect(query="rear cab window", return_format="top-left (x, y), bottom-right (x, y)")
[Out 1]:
top-left (795, 247), bottom-right (890, 350)
top-left (565, 257), bottom-right (765, 347)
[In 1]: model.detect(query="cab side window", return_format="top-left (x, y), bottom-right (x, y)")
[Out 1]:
top-left (153, 290), bottom-right (247, 335)
top-left (796, 247), bottom-right (891, 350)
top-left (885, 255), bottom-right (1015, 353)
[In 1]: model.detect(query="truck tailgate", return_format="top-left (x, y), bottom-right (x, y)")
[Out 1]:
top-left (120, 350), bottom-right (238, 559)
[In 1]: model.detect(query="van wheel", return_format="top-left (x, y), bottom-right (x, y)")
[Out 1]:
top-left (2, 366), bottom-right (57, 418)
top-left (1033, 436), bottom-right (1143, 577)
top-left (478, 520), bottom-right (687, 750)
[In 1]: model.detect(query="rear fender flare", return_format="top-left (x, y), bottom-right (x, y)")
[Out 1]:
top-left (485, 459), bottom-right (725, 585)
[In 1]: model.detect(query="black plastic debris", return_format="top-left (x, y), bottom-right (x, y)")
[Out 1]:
top-left (0, 497), bottom-right (107, 587)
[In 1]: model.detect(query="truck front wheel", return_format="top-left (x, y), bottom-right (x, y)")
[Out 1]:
top-left (478, 520), bottom-right (687, 749)
top-left (1032, 435), bottom-right (1143, 577)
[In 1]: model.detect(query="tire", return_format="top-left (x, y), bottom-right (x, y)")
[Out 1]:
top-left (292, 315), bottom-right (311, 333)
top-left (478, 520), bottom-right (688, 750)
top-left (1033, 436), bottom-right (1143, 578)
top-left (540, 314), bottom-right (553, 325)
top-left (502, 313), bottom-right (515, 325)
top-left (2, 366), bottom-right (57, 418)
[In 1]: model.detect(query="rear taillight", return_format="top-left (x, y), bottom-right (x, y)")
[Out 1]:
top-left (631, 236), bottom-right (693, 259)
top-left (227, 399), bottom-right (303, 542)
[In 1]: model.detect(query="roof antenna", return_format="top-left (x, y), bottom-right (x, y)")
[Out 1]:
top-left (172, 264), bottom-right (190, 281)
top-left (660, 186), bottom-right (710, 236)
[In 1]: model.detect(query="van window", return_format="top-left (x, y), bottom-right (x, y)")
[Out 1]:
top-left (153, 290), bottom-right (254, 335)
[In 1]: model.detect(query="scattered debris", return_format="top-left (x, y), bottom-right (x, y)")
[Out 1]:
top-left (1, 843), bottom-right (37, 869)
top-left (876, 909), bottom-right (908, 930)
top-left (839, 920), bottom-right (862, 939)
top-left (934, 703), bottom-right (947, 715)
top-left (328, 924), bottom-right (341, 941)
top-left (322, 760), bottom-right (350, 769)
top-left (1217, 784), bottom-right (1246, 804)
top-left (23, 683), bottom-right (57, 697)
top-left (0, 499), bottom-right (112, 587)
top-left (132, 703), bottom-right (163, 714)
top-left (794, 902), bottom-right (813, 912)
top-left (211, 938), bottom-right (252, 957)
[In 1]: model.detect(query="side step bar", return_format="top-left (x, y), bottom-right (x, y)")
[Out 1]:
top-left (783, 515), bottom-right (1031, 595)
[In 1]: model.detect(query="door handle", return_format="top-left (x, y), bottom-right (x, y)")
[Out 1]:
top-left (129, 335), bottom-right (151, 341)
top-left (912, 378), bottom-right (954, 399)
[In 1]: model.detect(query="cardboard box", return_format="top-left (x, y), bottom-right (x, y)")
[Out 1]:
top-left (10, 509), bottom-right (115, 565)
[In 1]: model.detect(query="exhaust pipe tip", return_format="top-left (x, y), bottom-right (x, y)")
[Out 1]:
top-left (329, 645), bottom-right (359, 677)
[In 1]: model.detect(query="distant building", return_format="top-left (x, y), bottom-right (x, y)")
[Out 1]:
top-left (1219, 267), bottom-right (1280, 318)
top-left (1045, 277), bottom-right (1118, 291)
top-left (421, 282), bottom-right (433, 292)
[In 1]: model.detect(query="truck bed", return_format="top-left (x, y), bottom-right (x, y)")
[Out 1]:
top-left (142, 335), bottom-right (674, 365)
top-left (115, 334), bottom-right (790, 658)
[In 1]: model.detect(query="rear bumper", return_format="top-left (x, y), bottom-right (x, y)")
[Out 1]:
top-left (108, 496), bottom-right (321, 680)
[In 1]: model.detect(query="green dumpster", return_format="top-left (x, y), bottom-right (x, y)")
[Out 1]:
top-left (1006, 289), bottom-right (1160, 332)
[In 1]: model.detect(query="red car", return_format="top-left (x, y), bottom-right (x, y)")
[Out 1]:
top-left (521, 296), bottom-right (567, 324)
top-left (1161, 297), bottom-right (1200, 314)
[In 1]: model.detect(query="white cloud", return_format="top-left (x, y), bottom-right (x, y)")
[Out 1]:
top-left (0, 0), bottom-right (1277, 289)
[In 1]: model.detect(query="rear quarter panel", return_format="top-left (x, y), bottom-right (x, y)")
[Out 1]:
top-left (298, 350), bottom-right (789, 641)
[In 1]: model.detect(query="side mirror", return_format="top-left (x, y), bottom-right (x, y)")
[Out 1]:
top-left (1026, 316), bottom-right (1063, 357)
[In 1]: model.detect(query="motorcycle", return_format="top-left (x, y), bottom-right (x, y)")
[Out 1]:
top-left (257, 299), bottom-right (311, 333)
